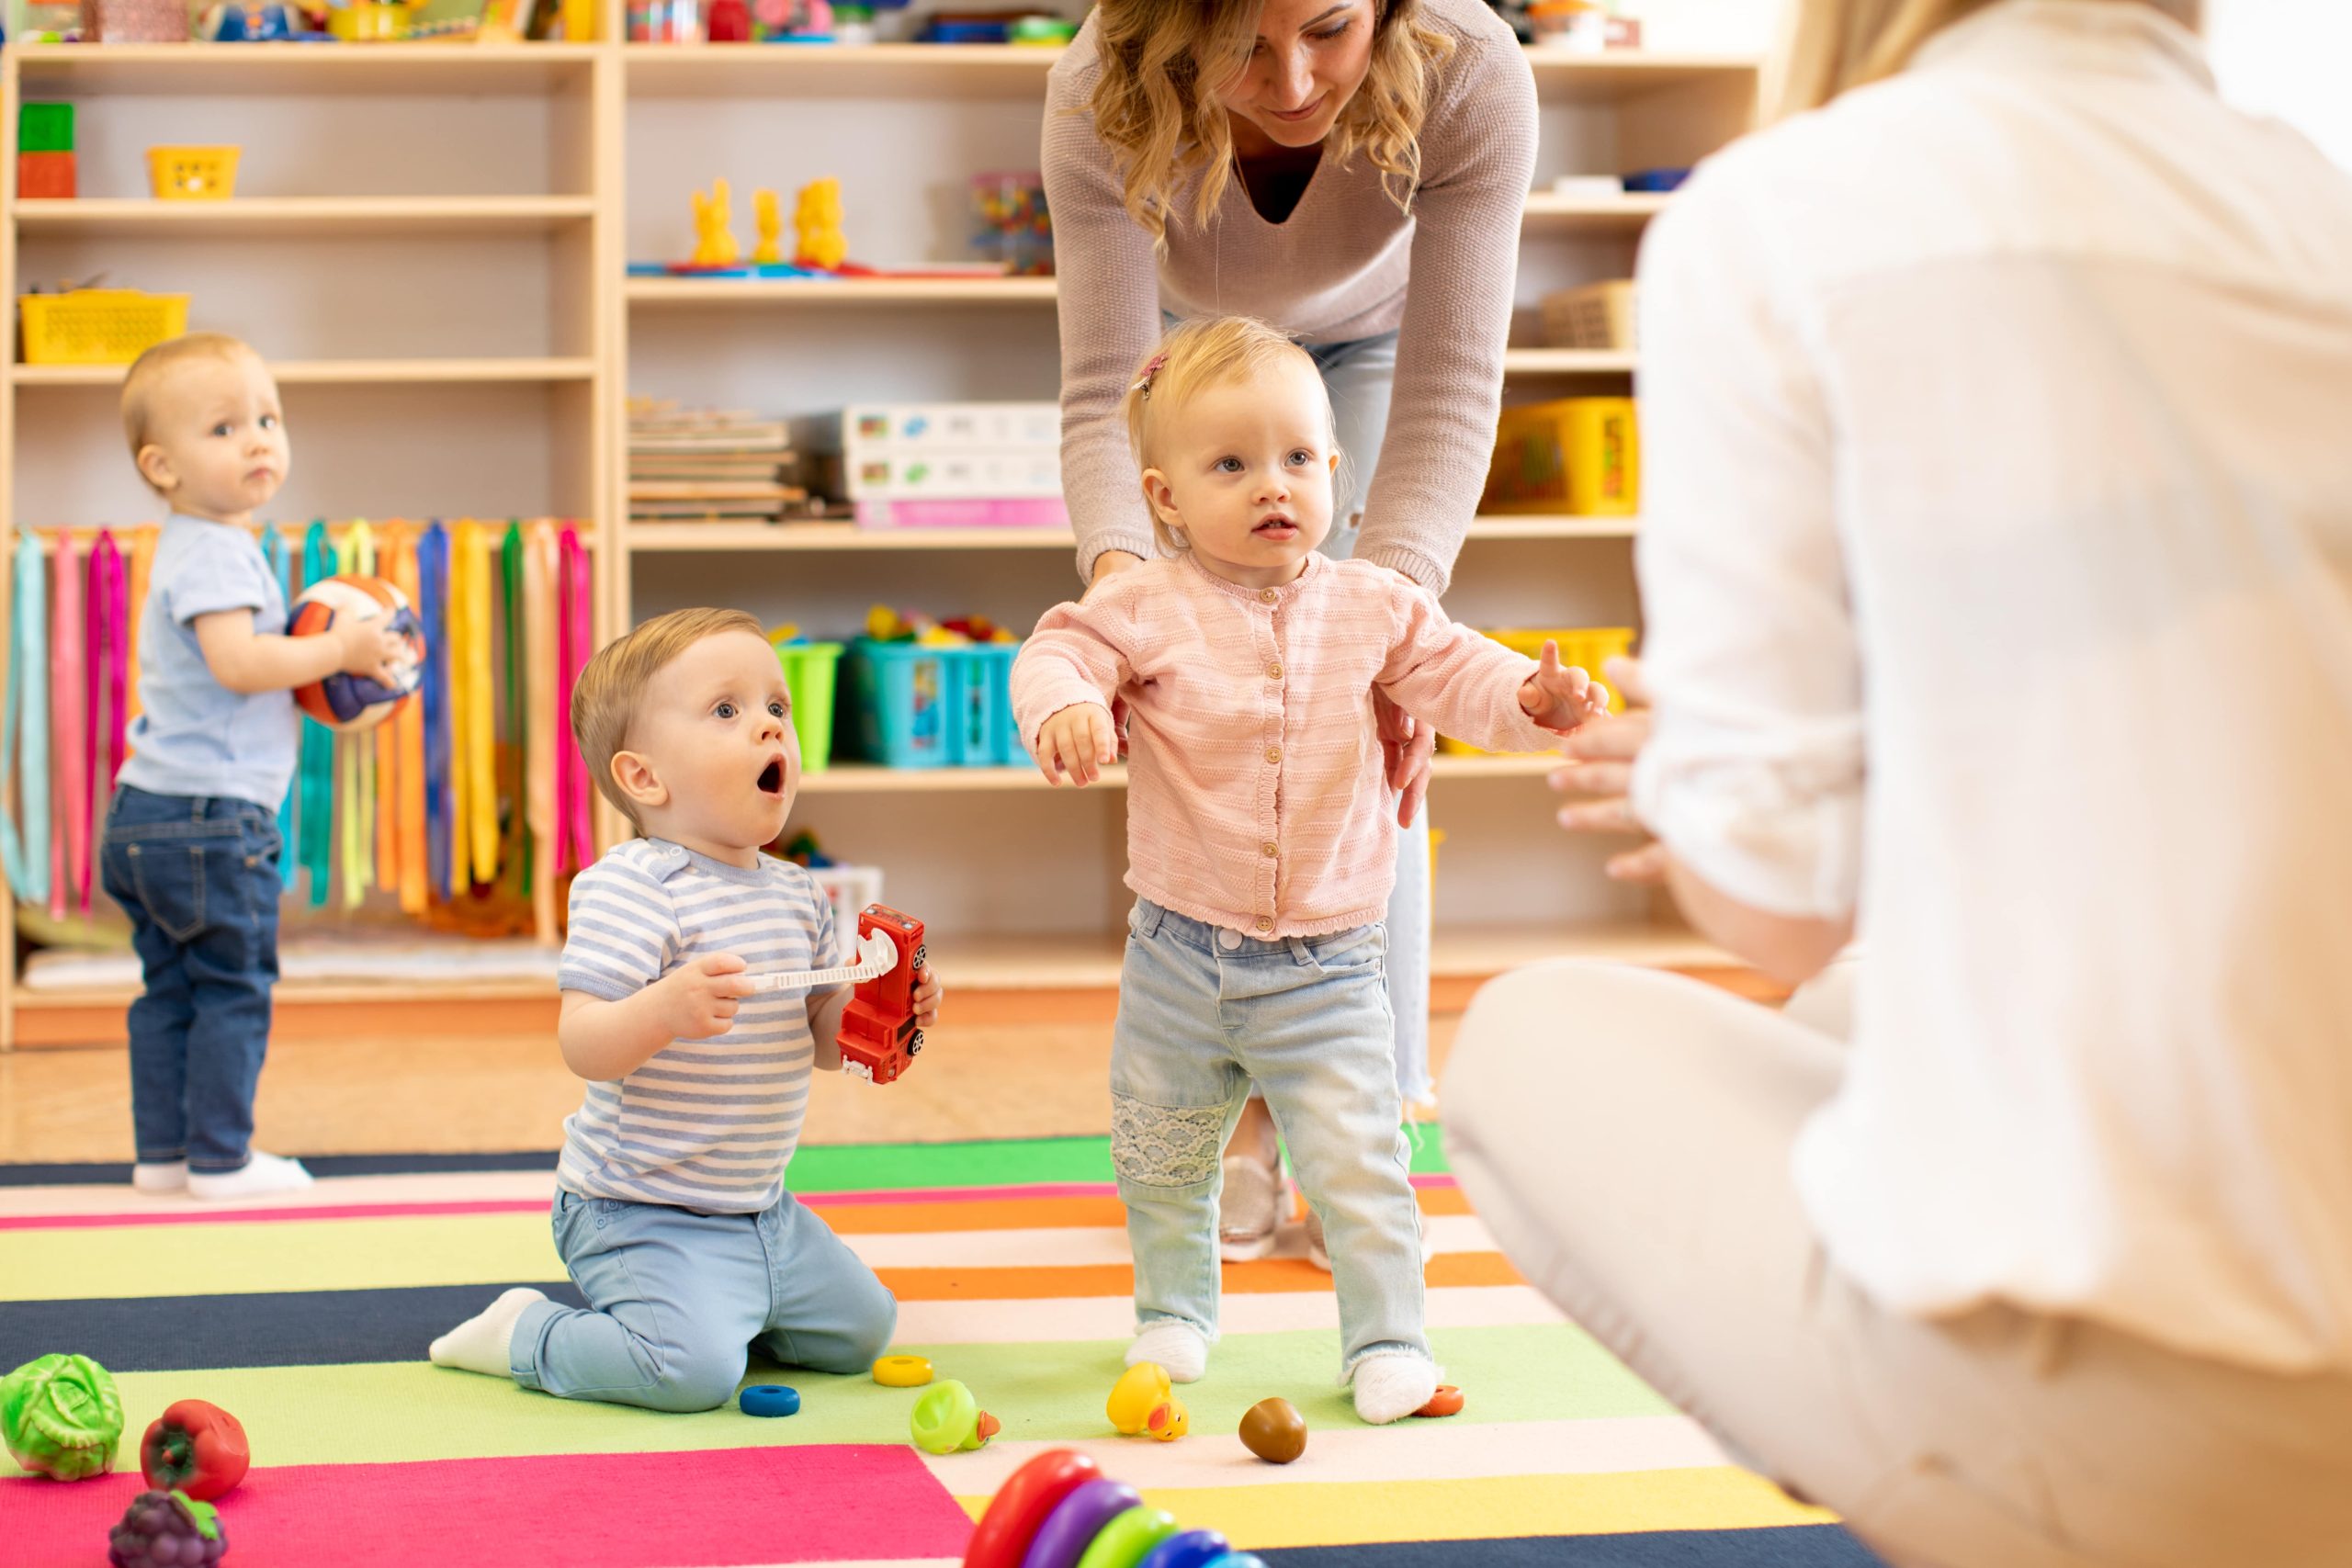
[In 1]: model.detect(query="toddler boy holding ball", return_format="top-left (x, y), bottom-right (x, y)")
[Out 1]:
top-left (103, 333), bottom-right (408, 1201)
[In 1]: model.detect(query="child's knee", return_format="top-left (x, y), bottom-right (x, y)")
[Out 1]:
top-left (1110, 1091), bottom-right (1227, 1193)
top-left (645, 1339), bottom-right (750, 1412)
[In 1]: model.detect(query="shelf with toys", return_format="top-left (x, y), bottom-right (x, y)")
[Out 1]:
top-left (13, 196), bottom-right (600, 239)
top-left (621, 514), bottom-right (1642, 553)
top-left (625, 274), bottom-right (1057, 306)
top-left (11, 355), bottom-right (602, 387)
top-left (7, 40), bottom-right (604, 96)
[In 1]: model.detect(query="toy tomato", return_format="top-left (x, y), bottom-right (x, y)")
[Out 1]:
top-left (140, 1401), bottom-right (249, 1502)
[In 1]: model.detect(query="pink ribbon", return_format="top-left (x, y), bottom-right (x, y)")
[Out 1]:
top-left (51, 532), bottom-right (88, 919)
top-left (558, 525), bottom-right (594, 874)
top-left (89, 531), bottom-right (129, 816)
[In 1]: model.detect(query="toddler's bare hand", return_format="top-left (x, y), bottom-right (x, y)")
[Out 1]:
top-left (910, 964), bottom-right (944, 1031)
top-left (334, 615), bottom-right (411, 685)
top-left (1518, 640), bottom-right (1611, 731)
top-left (1036, 703), bottom-right (1116, 786)
top-left (662, 953), bottom-right (758, 1040)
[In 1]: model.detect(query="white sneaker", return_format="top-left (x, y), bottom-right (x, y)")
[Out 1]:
top-left (131, 1160), bottom-right (188, 1194)
top-left (187, 1151), bottom-right (315, 1201)
top-left (1218, 1155), bottom-right (1283, 1262)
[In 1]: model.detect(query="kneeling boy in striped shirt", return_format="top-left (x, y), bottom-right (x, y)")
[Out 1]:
top-left (430, 607), bottom-right (943, 1411)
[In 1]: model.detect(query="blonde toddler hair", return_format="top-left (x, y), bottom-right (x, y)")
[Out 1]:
top-left (1085, 0), bottom-right (1454, 250)
top-left (572, 606), bottom-right (767, 832)
top-left (1124, 316), bottom-right (1339, 554)
top-left (120, 332), bottom-right (264, 490)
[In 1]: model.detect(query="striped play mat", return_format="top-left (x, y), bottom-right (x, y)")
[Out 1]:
top-left (0, 1137), bottom-right (1882, 1566)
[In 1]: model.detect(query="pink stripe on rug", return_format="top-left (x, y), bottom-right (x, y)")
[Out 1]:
top-left (3, 1445), bottom-right (974, 1566)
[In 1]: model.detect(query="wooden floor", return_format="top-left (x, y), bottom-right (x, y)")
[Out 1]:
top-left (0, 1010), bottom-right (1464, 1164)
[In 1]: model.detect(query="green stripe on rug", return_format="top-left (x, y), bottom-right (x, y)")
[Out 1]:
top-left (59, 1325), bottom-right (1663, 1472)
top-left (788, 1129), bottom-right (1453, 1191)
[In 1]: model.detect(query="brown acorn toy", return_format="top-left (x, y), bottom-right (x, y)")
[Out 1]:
top-left (1238, 1396), bottom-right (1306, 1464)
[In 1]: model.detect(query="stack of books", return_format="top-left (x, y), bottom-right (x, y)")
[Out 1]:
top-left (628, 400), bottom-right (808, 525)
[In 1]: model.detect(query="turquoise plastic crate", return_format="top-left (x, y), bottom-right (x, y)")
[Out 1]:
top-left (845, 639), bottom-right (962, 769)
top-left (960, 642), bottom-right (1021, 766)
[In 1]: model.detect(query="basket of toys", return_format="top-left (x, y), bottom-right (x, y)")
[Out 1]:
top-left (147, 145), bottom-right (240, 200)
top-left (18, 289), bottom-right (191, 366)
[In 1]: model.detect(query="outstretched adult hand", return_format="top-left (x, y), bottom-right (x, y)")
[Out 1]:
top-left (1549, 655), bottom-right (1666, 883)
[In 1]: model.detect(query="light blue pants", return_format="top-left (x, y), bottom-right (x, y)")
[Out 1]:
top-left (1112, 897), bottom-right (1430, 1378)
top-left (509, 1187), bottom-right (898, 1412)
top-left (1307, 328), bottom-right (1432, 1105)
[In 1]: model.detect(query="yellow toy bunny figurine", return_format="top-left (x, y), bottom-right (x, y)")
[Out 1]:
top-left (794, 177), bottom-right (847, 271)
top-left (752, 189), bottom-right (784, 266)
top-left (691, 179), bottom-right (741, 268)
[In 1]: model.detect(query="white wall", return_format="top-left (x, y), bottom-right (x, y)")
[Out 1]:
top-left (2206, 0), bottom-right (2352, 166)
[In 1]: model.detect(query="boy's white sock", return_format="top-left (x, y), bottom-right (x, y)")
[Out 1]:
top-left (1351, 1352), bottom-right (1441, 1425)
top-left (430, 1288), bottom-right (548, 1377)
top-left (131, 1160), bottom-right (188, 1194)
top-left (187, 1151), bottom-right (314, 1201)
top-left (1126, 1320), bottom-right (1210, 1383)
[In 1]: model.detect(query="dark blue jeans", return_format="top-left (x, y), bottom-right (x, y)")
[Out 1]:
top-left (99, 784), bottom-right (283, 1173)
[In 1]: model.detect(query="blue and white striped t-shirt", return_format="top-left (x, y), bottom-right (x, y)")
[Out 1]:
top-left (556, 836), bottom-right (844, 1213)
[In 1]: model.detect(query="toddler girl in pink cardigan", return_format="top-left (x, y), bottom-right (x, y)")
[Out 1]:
top-left (1010, 315), bottom-right (1610, 1423)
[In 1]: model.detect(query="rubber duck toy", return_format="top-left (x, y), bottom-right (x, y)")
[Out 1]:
top-left (1106, 1361), bottom-right (1189, 1441)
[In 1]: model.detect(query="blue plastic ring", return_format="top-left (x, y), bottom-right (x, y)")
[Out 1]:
top-left (741, 1384), bottom-right (801, 1417)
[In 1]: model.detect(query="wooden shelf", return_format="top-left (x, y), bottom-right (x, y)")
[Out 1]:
top-left (1504, 348), bottom-right (1639, 375)
top-left (1521, 191), bottom-right (1671, 231)
top-left (8, 40), bottom-right (602, 96)
top-left (628, 276), bottom-right (1057, 307)
top-left (12, 356), bottom-right (598, 388)
top-left (13, 196), bottom-right (596, 239)
top-left (624, 514), bottom-right (1635, 552)
top-left (796, 755), bottom-right (1560, 795)
top-left (625, 41), bottom-right (1058, 99)
top-left (1520, 49), bottom-right (1761, 100)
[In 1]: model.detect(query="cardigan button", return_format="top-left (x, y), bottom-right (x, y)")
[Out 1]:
top-left (1260, 589), bottom-right (1278, 604)
top-left (1263, 746), bottom-right (1281, 764)
top-left (1265, 663), bottom-right (1283, 681)
top-left (1254, 916), bottom-right (1273, 932)
top-left (1261, 841), bottom-right (1278, 858)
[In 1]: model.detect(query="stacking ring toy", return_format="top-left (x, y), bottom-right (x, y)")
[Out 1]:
top-left (961, 1448), bottom-right (1103, 1568)
top-left (1135, 1529), bottom-right (1232, 1568)
top-left (740, 1385), bottom-right (799, 1418)
top-left (911, 1380), bottom-right (1000, 1455)
top-left (873, 1355), bottom-right (934, 1388)
top-left (1018, 1478), bottom-right (1142, 1568)
top-left (1198, 1556), bottom-right (1269, 1568)
top-left (1074, 1505), bottom-right (1180, 1568)
top-left (1411, 1384), bottom-right (1464, 1418)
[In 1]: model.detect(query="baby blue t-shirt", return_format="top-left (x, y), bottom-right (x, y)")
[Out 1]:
top-left (116, 515), bottom-right (298, 811)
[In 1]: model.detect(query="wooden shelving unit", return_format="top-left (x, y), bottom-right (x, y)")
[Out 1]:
top-left (0, 32), bottom-right (1758, 1046)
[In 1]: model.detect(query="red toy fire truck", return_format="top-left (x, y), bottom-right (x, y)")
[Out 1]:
top-left (837, 903), bottom-right (926, 1085)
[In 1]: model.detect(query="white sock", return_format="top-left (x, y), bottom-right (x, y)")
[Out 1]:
top-left (1126, 1320), bottom-right (1210, 1384)
top-left (131, 1161), bottom-right (188, 1194)
top-left (1351, 1353), bottom-right (1440, 1425)
top-left (187, 1151), bottom-right (314, 1201)
top-left (430, 1288), bottom-right (548, 1377)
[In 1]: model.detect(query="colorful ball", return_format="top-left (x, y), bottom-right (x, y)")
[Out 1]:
top-left (287, 575), bottom-right (424, 733)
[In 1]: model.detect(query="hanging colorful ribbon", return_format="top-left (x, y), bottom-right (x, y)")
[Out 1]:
top-left (445, 524), bottom-right (471, 894)
top-left (500, 522), bottom-right (528, 898)
top-left (51, 530), bottom-right (87, 919)
top-left (524, 523), bottom-right (559, 942)
top-left (464, 522), bottom-right (499, 888)
top-left (375, 524), bottom-right (402, 891)
top-left (419, 522), bottom-right (454, 902)
top-left (332, 524), bottom-right (371, 908)
top-left (0, 531), bottom-right (51, 904)
top-left (89, 530), bottom-right (129, 823)
top-left (125, 525), bottom-right (156, 736)
top-left (260, 526), bottom-right (299, 889)
top-left (298, 521), bottom-right (336, 907)
top-left (559, 526), bottom-right (594, 875)
top-left (390, 530), bottom-right (429, 916)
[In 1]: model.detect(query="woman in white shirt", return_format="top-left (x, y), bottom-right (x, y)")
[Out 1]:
top-left (1443, 2), bottom-right (2352, 1563)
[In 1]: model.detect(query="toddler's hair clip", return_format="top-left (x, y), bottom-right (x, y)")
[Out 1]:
top-left (1132, 353), bottom-right (1169, 400)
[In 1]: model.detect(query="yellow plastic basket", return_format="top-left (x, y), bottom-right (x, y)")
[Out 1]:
top-left (147, 145), bottom-right (241, 201)
top-left (1437, 626), bottom-right (1639, 755)
top-left (18, 289), bottom-right (191, 366)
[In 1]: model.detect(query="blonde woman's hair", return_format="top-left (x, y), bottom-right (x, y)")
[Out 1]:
top-left (572, 606), bottom-right (767, 832)
top-left (1769, 0), bottom-right (2202, 119)
top-left (1125, 316), bottom-right (1337, 554)
top-left (1087, 0), bottom-right (1454, 249)
top-left (121, 332), bottom-right (263, 477)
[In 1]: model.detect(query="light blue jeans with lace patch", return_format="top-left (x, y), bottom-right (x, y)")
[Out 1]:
top-left (1111, 897), bottom-right (1430, 1379)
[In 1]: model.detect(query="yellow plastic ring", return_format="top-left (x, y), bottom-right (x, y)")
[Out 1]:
top-left (871, 1354), bottom-right (934, 1388)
